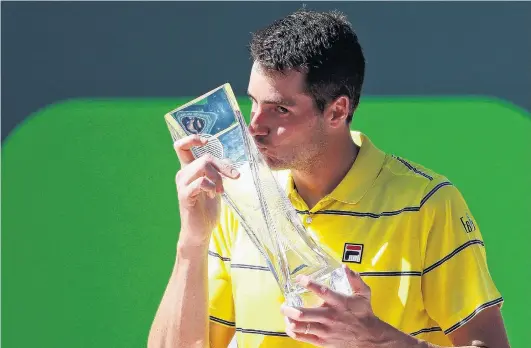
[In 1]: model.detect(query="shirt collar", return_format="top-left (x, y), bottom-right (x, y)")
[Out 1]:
top-left (285, 131), bottom-right (386, 205)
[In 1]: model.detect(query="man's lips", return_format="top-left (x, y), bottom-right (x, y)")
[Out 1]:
top-left (253, 139), bottom-right (277, 156)
top-left (256, 145), bottom-right (276, 158)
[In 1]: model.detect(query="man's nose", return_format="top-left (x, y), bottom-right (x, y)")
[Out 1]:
top-left (248, 109), bottom-right (269, 137)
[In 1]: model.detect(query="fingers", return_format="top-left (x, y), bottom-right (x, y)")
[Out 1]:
top-left (175, 152), bottom-right (241, 206)
top-left (281, 305), bottom-right (333, 324)
top-left (285, 323), bottom-right (325, 346)
top-left (296, 275), bottom-right (348, 309)
top-left (285, 319), bottom-right (329, 339)
top-left (283, 312), bottom-right (327, 346)
top-left (177, 158), bottom-right (225, 194)
top-left (343, 264), bottom-right (371, 297)
top-left (177, 153), bottom-right (239, 187)
top-left (173, 135), bottom-right (208, 165)
top-left (173, 135), bottom-right (239, 179)
top-left (179, 176), bottom-right (218, 201)
top-left (205, 154), bottom-right (240, 180)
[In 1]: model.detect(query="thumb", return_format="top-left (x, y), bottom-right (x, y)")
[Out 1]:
top-left (343, 264), bottom-right (370, 297)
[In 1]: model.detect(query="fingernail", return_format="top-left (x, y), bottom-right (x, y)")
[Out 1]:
top-left (231, 168), bottom-right (239, 177)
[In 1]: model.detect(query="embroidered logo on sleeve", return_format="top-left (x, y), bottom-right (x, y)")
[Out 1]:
top-left (460, 212), bottom-right (476, 233)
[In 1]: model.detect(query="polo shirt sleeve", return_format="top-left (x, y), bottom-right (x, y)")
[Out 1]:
top-left (208, 201), bottom-right (236, 328)
top-left (420, 180), bottom-right (503, 335)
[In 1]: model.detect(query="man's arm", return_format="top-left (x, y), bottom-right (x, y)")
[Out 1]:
top-left (371, 305), bottom-right (509, 348)
top-left (147, 241), bottom-right (236, 348)
top-left (148, 135), bottom-right (239, 348)
top-left (147, 242), bottom-right (211, 348)
top-left (447, 305), bottom-right (509, 348)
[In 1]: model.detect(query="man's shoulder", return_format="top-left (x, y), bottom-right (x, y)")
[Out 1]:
top-left (379, 154), bottom-right (456, 208)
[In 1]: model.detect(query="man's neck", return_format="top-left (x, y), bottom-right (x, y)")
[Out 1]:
top-left (291, 133), bottom-right (359, 209)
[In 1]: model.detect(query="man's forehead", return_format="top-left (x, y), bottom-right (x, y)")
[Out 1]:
top-left (251, 62), bottom-right (305, 79)
top-left (249, 62), bottom-right (306, 95)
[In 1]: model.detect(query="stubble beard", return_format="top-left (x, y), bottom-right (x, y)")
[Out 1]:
top-left (271, 132), bottom-right (329, 173)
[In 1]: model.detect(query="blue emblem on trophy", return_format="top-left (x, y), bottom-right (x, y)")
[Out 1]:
top-left (177, 113), bottom-right (211, 134)
top-left (164, 83), bottom-right (352, 307)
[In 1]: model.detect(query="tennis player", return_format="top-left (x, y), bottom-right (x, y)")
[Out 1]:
top-left (148, 9), bottom-right (510, 348)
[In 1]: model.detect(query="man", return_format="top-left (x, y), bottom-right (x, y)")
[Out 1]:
top-left (148, 9), bottom-right (510, 348)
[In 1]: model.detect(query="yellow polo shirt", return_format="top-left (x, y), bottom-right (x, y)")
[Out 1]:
top-left (207, 131), bottom-right (502, 347)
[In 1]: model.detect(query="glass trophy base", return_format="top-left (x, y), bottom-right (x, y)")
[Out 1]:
top-left (284, 266), bottom-right (352, 307)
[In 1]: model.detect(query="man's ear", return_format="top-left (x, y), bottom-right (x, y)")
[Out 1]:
top-left (324, 96), bottom-right (350, 128)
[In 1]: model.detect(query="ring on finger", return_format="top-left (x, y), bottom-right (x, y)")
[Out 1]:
top-left (304, 323), bottom-right (311, 335)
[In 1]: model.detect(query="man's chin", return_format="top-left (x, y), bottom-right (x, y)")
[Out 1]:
top-left (263, 155), bottom-right (289, 171)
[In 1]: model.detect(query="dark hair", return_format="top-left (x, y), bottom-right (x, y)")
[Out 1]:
top-left (249, 9), bottom-right (365, 123)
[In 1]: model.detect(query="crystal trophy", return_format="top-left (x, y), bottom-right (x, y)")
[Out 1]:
top-left (164, 83), bottom-right (352, 307)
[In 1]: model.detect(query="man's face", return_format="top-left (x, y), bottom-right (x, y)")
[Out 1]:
top-left (247, 62), bottom-right (329, 171)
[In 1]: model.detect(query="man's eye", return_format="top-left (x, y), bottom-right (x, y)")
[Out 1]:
top-left (276, 106), bottom-right (289, 114)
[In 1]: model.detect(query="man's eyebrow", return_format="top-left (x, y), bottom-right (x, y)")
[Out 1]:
top-left (246, 90), bottom-right (296, 107)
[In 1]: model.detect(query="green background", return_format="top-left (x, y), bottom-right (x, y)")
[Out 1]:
top-left (2, 97), bottom-right (530, 347)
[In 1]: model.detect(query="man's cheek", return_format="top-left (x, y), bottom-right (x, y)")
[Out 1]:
top-left (275, 126), bottom-right (289, 138)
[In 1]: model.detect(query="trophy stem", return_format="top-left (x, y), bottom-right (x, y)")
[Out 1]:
top-left (237, 113), bottom-right (294, 293)
top-left (221, 192), bottom-right (282, 285)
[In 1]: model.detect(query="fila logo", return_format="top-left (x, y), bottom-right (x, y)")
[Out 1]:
top-left (342, 243), bottom-right (364, 263)
top-left (460, 213), bottom-right (476, 233)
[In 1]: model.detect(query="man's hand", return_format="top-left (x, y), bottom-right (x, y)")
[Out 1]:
top-left (281, 265), bottom-right (384, 348)
top-left (281, 265), bottom-right (510, 348)
top-left (174, 134), bottom-right (240, 247)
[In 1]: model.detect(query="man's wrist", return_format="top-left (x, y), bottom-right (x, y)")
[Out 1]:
top-left (177, 223), bottom-right (212, 247)
top-left (366, 316), bottom-right (434, 348)
top-left (365, 316), bottom-right (396, 347)
top-left (176, 236), bottom-right (210, 259)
